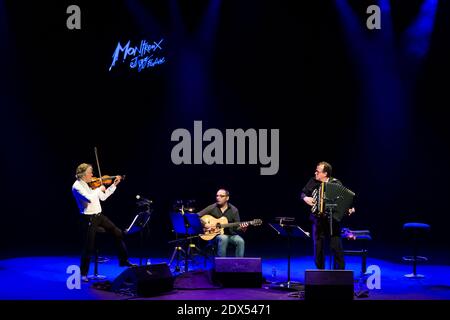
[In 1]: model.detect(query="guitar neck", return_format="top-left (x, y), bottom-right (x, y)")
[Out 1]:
top-left (220, 221), bottom-right (252, 228)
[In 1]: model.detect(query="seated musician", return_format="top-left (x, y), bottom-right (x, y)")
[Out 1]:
top-left (300, 161), bottom-right (355, 270)
top-left (72, 163), bottom-right (136, 282)
top-left (197, 189), bottom-right (248, 257)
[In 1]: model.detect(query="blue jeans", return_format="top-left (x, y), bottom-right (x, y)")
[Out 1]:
top-left (216, 234), bottom-right (245, 257)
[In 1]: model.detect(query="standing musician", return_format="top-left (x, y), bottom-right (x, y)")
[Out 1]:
top-left (300, 161), bottom-right (355, 269)
top-left (72, 163), bottom-right (136, 282)
top-left (197, 189), bottom-right (248, 257)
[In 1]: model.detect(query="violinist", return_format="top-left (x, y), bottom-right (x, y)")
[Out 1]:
top-left (72, 163), bottom-right (136, 282)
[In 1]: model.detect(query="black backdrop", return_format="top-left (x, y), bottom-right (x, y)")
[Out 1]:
top-left (1, 0), bottom-right (449, 260)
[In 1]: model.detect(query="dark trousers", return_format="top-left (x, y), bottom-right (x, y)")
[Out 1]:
top-left (312, 216), bottom-right (345, 270)
top-left (80, 213), bottom-right (128, 276)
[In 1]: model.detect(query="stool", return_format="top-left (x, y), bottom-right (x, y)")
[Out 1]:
top-left (402, 222), bottom-right (430, 278)
top-left (203, 240), bottom-right (216, 266)
top-left (342, 228), bottom-right (372, 276)
top-left (343, 248), bottom-right (369, 275)
top-left (88, 226), bottom-right (107, 280)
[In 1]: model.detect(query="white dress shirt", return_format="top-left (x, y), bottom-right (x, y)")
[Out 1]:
top-left (72, 179), bottom-right (117, 215)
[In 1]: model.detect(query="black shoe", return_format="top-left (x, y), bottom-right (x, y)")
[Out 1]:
top-left (119, 260), bottom-right (137, 267)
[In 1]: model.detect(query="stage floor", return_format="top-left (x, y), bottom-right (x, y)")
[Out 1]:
top-left (1, 255), bottom-right (449, 300)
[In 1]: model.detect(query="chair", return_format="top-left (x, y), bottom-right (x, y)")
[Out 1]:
top-left (402, 222), bottom-right (430, 278)
top-left (88, 226), bottom-right (108, 280)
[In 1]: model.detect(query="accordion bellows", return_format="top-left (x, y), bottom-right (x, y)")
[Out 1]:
top-left (312, 181), bottom-right (355, 222)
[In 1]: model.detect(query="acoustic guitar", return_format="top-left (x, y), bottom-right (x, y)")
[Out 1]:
top-left (199, 214), bottom-right (263, 241)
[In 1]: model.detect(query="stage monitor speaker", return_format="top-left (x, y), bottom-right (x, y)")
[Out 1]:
top-left (304, 269), bottom-right (354, 301)
top-left (214, 257), bottom-right (263, 288)
top-left (112, 263), bottom-right (174, 296)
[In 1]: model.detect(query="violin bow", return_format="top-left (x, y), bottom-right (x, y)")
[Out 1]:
top-left (94, 147), bottom-right (103, 184)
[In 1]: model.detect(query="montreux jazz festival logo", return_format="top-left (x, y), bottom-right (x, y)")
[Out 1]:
top-left (109, 39), bottom-right (165, 72)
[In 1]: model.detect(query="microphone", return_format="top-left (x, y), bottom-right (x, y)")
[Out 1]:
top-left (136, 195), bottom-right (153, 204)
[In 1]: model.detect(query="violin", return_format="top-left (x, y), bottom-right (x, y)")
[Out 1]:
top-left (88, 175), bottom-right (126, 189)
top-left (89, 147), bottom-right (126, 190)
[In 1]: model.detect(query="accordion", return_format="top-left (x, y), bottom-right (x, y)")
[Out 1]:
top-left (311, 181), bottom-right (355, 222)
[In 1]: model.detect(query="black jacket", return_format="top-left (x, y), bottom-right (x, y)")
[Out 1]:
top-left (198, 203), bottom-right (241, 235)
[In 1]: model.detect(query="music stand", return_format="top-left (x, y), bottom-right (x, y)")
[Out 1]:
top-left (269, 217), bottom-right (310, 291)
top-left (169, 211), bottom-right (204, 273)
top-left (124, 200), bottom-right (153, 266)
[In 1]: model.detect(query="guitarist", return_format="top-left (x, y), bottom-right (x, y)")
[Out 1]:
top-left (197, 189), bottom-right (249, 257)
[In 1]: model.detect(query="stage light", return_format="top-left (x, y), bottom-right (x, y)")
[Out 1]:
top-left (403, 0), bottom-right (438, 60)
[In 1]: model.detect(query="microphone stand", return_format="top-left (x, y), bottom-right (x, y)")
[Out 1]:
top-left (135, 197), bottom-right (153, 266)
top-left (325, 199), bottom-right (338, 269)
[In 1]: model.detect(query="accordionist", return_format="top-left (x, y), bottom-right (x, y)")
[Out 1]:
top-left (300, 161), bottom-right (355, 270)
